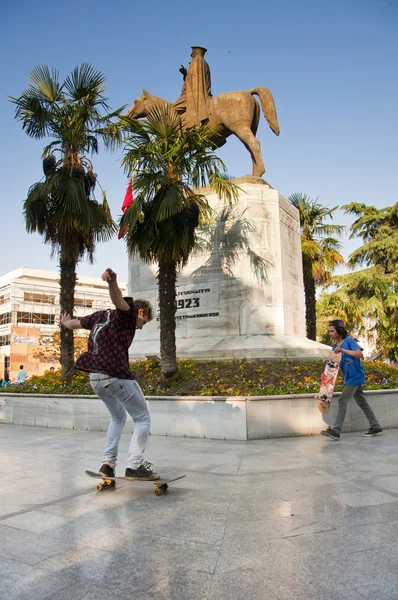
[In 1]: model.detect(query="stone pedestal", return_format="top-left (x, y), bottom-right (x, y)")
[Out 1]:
top-left (128, 178), bottom-right (330, 359)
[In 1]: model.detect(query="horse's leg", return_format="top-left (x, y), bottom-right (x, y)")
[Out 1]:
top-left (211, 93), bottom-right (265, 177)
top-left (234, 126), bottom-right (265, 178)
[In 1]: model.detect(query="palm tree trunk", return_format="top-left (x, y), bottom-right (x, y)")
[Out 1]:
top-left (59, 251), bottom-right (76, 383)
top-left (304, 273), bottom-right (317, 340)
top-left (158, 259), bottom-right (178, 379)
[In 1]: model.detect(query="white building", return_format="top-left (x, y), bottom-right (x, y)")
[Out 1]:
top-left (0, 267), bottom-right (126, 380)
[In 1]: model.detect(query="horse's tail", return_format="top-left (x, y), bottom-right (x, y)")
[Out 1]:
top-left (249, 87), bottom-right (280, 136)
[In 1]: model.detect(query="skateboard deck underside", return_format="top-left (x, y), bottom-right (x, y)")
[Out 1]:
top-left (317, 358), bottom-right (340, 413)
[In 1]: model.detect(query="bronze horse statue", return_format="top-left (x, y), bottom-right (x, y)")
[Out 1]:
top-left (126, 88), bottom-right (280, 178)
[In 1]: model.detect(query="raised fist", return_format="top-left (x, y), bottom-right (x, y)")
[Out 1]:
top-left (102, 268), bottom-right (117, 283)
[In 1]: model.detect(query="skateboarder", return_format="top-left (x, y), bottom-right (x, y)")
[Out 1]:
top-left (60, 267), bottom-right (160, 480)
top-left (321, 320), bottom-right (382, 441)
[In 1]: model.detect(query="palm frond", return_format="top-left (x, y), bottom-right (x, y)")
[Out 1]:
top-left (63, 63), bottom-right (108, 107)
top-left (29, 65), bottom-right (62, 102)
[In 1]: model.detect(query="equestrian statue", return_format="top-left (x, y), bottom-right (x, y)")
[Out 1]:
top-left (126, 47), bottom-right (280, 178)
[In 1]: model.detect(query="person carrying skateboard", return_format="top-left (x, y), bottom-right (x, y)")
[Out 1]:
top-left (321, 320), bottom-right (383, 441)
top-left (60, 267), bottom-right (160, 481)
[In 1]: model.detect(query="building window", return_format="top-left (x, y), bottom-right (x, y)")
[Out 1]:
top-left (0, 293), bottom-right (10, 305)
top-left (24, 292), bottom-right (56, 304)
top-left (74, 298), bottom-right (94, 308)
top-left (0, 335), bottom-right (10, 347)
top-left (17, 312), bottom-right (55, 325)
top-left (0, 313), bottom-right (11, 325)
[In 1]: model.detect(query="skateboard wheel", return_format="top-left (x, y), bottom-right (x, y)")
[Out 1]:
top-left (110, 480), bottom-right (116, 488)
top-left (97, 483), bottom-right (103, 491)
top-left (162, 484), bottom-right (168, 491)
top-left (154, 487), bottom-right (163, 496)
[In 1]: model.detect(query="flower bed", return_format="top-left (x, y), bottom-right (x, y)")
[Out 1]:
top-left (2, 358), bottom-right (398, 396)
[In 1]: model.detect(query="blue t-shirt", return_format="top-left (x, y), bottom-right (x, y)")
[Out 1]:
top-left (16, 369), bottom-right (28, 383)
top-left (333, 337), bottom-right (365, 386)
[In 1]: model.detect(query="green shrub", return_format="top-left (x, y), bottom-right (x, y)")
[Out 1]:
top-left (1, 359), bottom-right (397, 396)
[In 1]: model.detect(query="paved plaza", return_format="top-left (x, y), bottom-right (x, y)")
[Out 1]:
top-left (1, 424), bottom-right (398, 599)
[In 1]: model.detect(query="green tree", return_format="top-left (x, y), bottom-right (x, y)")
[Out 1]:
top-left (10, 64), bottom-right (122, 381)
top-left (316, 289), bottom-right (366, 344)
top-left (120, 104), bottom-right (239, 379)
top-left (337, 202), bottom-right (398, 360)
top-left (288, 193), bottom-right (345, 340)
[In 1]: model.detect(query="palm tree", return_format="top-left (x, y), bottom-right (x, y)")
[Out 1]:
top-left (10, 64), bottom-right (122, 381)
top-left (288, 193), bottom-right (345, 340)
top-left (316, 289), bottom-right (366, 343)
top-left (192, 205), bottom-right (270, 281)
top-left (120, 103), bottom-right (239, 379)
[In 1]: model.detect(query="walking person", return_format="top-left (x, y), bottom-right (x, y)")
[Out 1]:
top-left (60, 267), bottom-right (159, 480)
top-left (321, 320), bottom-right (383, 441)
top-left (16, 365), bottom-right (28, 383)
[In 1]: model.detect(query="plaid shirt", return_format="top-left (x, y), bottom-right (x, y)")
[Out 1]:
top-left (75, 307), bottom-right (137, 379)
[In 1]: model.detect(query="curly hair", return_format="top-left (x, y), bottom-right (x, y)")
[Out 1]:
top-left (123, 297), bottom-right (153, 321)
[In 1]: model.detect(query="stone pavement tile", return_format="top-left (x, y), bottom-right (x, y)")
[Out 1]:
top-left (275, 482), bottom-right (378, 502)
top-left (37, 544), bottom-right (193, 596)
top-left (356, 580), bottom-right (398, 600)
top-left (305, 589), bottom-right (367, 600)
top-left (39, 497), bottom-right (105, 518)
top-left (233, 476), bottom-right (310, 496)
top-left (215, 537), bottom-right (300, 575)
top-left (134, 513), bottom-right (226, 545)
top-left (291, 472), bottom-right (348, 487)
top-left (38, 539), bottom-right (217, 598)
top-left (144, 569), bottom-right (213, 600)
top-left (44, 581), bottom-right (129, 600)
top-left (286, 521), bottom-right (398, 560)
top-left (43, 507), bottom-right (226, 547)
top-left (255, 552), bottom-right (352, 600)
top-left (235, 467), bottom-right (318, 481)
top-left (74, 528), bottom-right (160, 555)
top-left (145, 538), bottom-right (219, 573)
top-left (231, 494), bottom-right (350, 523)
top-left (223, 514), bottom-right (335, 550)
top-left (0, 524), bottom-right (81, 565)
top-left (175, 471), bottom-right (236, 494)
top-left (1, 509), bottom-right (73, 534)
top-left (37, 544), bottom-right (166, 588)
top-left (0, 554), bottom-right (76, 600)
top-left (328, 547), bottom-right (398, 589)
top-left (367, 475), bottom-right (398, 494)
top-left (0, 491), bottom-right (64, 509)
top-left (0, 504), bottom-right (27, 517)
top-left (208, 569), bottom-right (279, 600)
top-left (333, 490), bottom-right (398, 508)
top-left (324, 500), bottom-right (398, 529)
top-left (118, 487), bottom-right (232, 520)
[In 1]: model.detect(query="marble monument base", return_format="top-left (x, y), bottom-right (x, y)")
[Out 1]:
top-left (129, 178), bottom-right (330, 361)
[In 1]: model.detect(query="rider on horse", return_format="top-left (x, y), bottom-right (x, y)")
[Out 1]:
top-left (173, 46), bottom-right (212, 128)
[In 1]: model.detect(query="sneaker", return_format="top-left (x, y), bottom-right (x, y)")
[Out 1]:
top-left (125, 461), bottom-right (160, 481)
top-left (321, 427), bottom-right (332, 436)
top-left (323, 429), bottom-right (340, 441)
top-left (99, 463), bottom-right (115, 477)
top-left (363, 426), bottom-right (383, 437)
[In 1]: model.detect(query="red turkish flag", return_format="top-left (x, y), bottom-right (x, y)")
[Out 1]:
top-left (118, 178), bottom-right (134, 239)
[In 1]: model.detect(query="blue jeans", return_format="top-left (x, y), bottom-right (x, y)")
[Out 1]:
top-left (90, 373), bottom-right (151, 469)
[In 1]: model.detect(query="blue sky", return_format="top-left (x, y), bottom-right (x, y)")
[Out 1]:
top-left (0, 0), bottom-right (397, 282)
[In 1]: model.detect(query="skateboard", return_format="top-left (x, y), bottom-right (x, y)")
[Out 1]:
top-left (85, 471), bottom-right (186, 496)
top-left (316, 351), bottom-right (341, 413)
